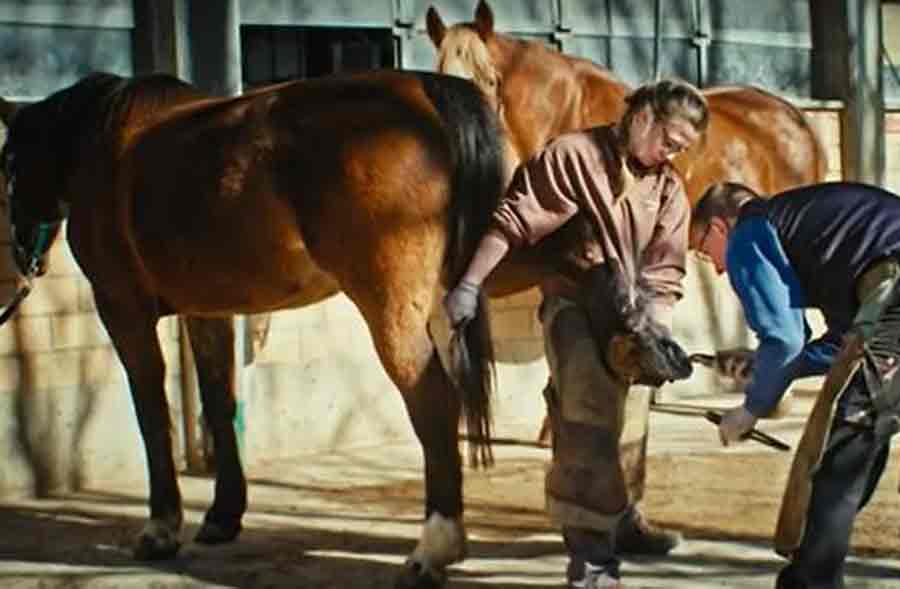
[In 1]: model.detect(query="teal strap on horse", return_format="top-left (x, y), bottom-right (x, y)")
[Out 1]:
top-left (0, 220), bottom-right (62, 323)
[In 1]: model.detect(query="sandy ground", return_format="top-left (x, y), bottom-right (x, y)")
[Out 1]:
top-left (1, 390), bottom-right (899, 588)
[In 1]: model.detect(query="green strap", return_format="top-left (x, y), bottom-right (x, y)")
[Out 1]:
top-left (32, 222), bottom-right (57, 257)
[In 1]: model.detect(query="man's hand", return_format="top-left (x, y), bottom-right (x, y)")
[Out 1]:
top-left (691, 348), bottom-right (754, 390)
top-left (715, 347), bottom-right (755, 383)
top-left (718, 405), bottom-right (758, 446)
top-left (444, 280), bottom-right (480, 327)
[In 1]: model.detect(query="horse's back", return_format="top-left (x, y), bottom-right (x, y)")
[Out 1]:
top-left (683, 85), bottom-right (828, 201)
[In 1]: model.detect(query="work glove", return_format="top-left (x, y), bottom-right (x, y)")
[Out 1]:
top-left (718, 405), bottom-right (758, 446)
top-left (444, 280), bottom-right (480, 327)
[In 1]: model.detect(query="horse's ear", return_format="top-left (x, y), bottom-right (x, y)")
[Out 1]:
top-left (0, 97), bottom-right (17, 128)
top-left (426, 6), bottom-right (446, 47)
top-left (474, 0), bottom-right (495, 39)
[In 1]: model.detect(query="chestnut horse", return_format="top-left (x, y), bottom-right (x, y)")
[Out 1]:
top-left (426, 0), bottom-right (828, 203)
top-left (0, 70), bottom-right (692, 587)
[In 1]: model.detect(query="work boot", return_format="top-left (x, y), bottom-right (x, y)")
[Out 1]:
top-left (569, 561), bottom-right (622, 588)
top-left (614, 507), bottom-right (681, 555)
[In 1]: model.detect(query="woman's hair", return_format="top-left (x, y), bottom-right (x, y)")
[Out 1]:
top-left (621, 78), bottom-right (710, 136)
top-left (692, 182), bottom-right (761, 227)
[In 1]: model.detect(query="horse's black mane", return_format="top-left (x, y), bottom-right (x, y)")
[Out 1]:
top-left (6, 72), bottom-right (206, 202)
top-left (31, 71), bottom-right (204, 146)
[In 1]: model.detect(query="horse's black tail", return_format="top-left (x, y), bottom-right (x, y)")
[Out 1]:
top-left (421, 72), bottom-right (508, 469)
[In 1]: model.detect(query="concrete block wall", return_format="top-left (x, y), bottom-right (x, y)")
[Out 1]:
top-left (0, 224), bottom-right (185, 495)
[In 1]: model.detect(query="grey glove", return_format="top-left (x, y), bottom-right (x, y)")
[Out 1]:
top-left (444, 280), bottom-right (480, 327)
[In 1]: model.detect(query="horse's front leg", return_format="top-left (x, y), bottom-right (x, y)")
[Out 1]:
top-left (395, 350), bottom-right (466, 588)
top-left (94, 292), bottom-right (182, 560)
top-left (182, 316), bottom-right (247, 544)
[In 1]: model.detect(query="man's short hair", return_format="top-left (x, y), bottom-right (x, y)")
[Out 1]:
top-left (692, 182), bottom-right (760, 227)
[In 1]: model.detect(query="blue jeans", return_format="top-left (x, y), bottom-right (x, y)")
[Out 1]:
top-left (778, 374), bottom-right (892, 588)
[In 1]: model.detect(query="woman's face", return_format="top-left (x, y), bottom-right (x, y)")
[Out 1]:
top-left (628, 106), bottom-right (700, 168)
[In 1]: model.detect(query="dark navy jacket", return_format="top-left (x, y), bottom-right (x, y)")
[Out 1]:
top-left (728, 182), bottom-right (900, 415)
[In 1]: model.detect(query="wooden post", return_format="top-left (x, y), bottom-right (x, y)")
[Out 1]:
top-left (811, 0), bottom-right (884, 185)
top-left (187, 0), bottom-right (242, 97)
top-left (132, 0), bottom-right (190, 77)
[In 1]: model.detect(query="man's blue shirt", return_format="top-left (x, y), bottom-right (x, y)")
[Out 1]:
top-left (726, 217), bottom-right (839, 416)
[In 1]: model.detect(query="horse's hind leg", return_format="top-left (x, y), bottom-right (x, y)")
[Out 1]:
top-left (93, 292), bottom-right (182, 560)
top-left (346, 284), bottom-right (465, 589)
top-left (182, 316), bottom-right (247, 544)
top-left (397, 351), bottom-right (466, 589)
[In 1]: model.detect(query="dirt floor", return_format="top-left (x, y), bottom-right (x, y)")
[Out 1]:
top-left (1, 392), bottom-right (899, 588)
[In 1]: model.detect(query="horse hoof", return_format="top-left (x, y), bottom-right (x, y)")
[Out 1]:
top-left (195, 519), bottom-right (242, 545)
top-left (394, 560), bottom-right (447, 589)
top-left (133, 534), bottom-right (181, 561)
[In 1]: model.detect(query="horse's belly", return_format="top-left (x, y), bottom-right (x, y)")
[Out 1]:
top-left (146, 232), bottom-right (341, 315)
top-left (161, 264), bottom-right (341, 315)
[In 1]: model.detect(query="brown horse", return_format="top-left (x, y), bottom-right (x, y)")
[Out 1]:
top-left (0, 70), bottom-right (691, 587)
top-left (0, 69), bottom-right (505, 588)
top-left (426, 0), bottom-right (828, 203)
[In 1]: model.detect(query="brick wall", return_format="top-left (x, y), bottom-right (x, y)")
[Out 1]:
top-left (0, 117), bottom-right (184, 493)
